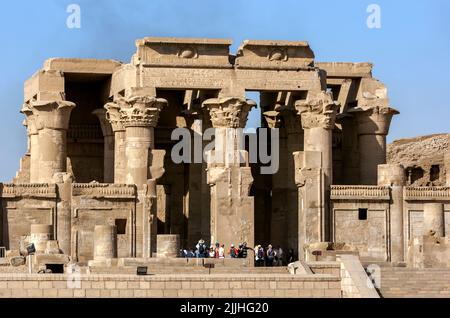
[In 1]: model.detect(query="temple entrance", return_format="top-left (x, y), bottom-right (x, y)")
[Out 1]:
top-left (65, 73), bottom-right (112, 183)
top-left (154, 88), bottom-right (219, 249)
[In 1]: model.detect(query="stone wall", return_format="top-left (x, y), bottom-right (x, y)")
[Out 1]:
top-left (0, 273), bottom-right (341, 298)
top-left (330, 186), bottom-right (390, 261)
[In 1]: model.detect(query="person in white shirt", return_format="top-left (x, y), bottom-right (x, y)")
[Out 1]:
top-left (218, 244), bottom-right (225, 259)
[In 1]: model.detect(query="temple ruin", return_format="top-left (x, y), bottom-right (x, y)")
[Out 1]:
top-left (1, 37), bottom-right (450, 297)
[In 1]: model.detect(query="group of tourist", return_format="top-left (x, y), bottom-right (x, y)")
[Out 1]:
top-left (180, 239), bottom-right (296, 266)
top-left (180, 240), bottom-right (252, 259)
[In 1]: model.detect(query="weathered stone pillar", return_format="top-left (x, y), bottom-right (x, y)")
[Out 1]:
top-left (30, 224), bottom-right (53, 254)
top-left (21, 104), bottom-right (40, 183)
top-left (92, 109), bottom-right (115, 183)
top-left (104, 102), bottom-right (126, 183)
top-left (93, 225), bottom-right (118, 260)
top-left (30, 100), bottom-right (76, 183)
top-left (378, 164), bottom-right (406, 264)
top-left (350, 105), bottom-right (399, 185)
top-left (119, 96), bottom-right (166, 188)
top-left (423, 203), bottom-right (445, 237)
top-left (157, 234), bottom-right (180, 258)
top-left (295, 91), bottom-right (339, 247)
top-left (203, 97), bottom-right (256, 250)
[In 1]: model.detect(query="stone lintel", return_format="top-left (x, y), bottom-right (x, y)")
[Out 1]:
top-left (134, 37), bottom-right (232, 68)
top-left (43, 58), bottom-right (122, 74)
top-left (316, 62), bottom-right (373, 78)
top-left (235, 39), bottom-right (315, 70)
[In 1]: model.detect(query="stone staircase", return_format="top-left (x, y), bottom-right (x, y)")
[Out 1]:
top-left (369, 267), bottom-right (450, 298)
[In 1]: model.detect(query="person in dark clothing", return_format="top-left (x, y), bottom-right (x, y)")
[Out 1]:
top-left (287, 248), bottom-right (296, 264)
top-left (265, 244), bottom-right (275, 266)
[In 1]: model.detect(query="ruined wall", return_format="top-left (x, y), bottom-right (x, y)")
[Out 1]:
top-left (70, 183), bottom-right (137, 263)
top-left (388, 134), bottom-right (449, 186)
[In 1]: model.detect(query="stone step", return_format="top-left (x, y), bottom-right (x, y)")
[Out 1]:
top-left (366, 266), bottom-right (450, 298)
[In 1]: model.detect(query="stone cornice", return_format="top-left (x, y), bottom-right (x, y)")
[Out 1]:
top-left (202, 97), bottom-right (256, 128)
top-left (71, 182), bottom-right (136, 199)
top-left (295, 91), bottom-right (339, 130)
top-left (0, 183), bottom-right (57, 199)
top-left (29, 100), bottom-right (76, 131)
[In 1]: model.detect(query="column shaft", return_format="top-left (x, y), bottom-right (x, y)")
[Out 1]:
top-left (37, 128), bottom-right (68, 183)
top-left (423, 203), bottom-right (445, 237)
top-left (359, 134), bottom-right (387, 185)
top-left (124, 126), bottom-right (154, 188)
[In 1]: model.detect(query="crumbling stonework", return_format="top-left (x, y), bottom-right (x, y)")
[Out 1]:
top-left (0, 37), bottom-right (448, 284)
top-left (387, 134), bottom-right (450, 186)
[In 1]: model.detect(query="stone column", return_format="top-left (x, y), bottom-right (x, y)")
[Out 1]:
top-left (378, 164), bottom-right (406, 264)
top-left (30, 100), bottom-right (76, 183)
top-left (104, 102), bottom-right (126, 183)
top-left (349, 106), bottom-right (399, 185)
top-left (295, 91), bottom-right (339, 244)
top-left (20, 104), bottom-right (40, 183)
top-left (107, 95), bottom-right (167, 258)
top-left (92, 109), bottom-right (115, 183)
top-left (203, 97), bottom-right (256, 250)
top-left (156, 234), bottom-right (180, 258)
top-left (30, 224), bottom-right (53, 254)
top-left (423, 203), bottom-right (445, 237)
top-left (93, 225), bottom-right (118, 260)
top-left (116, 96), bottom-right (167, 188)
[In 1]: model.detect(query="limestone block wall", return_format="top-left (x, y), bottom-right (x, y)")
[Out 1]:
top-left (0, 184), bottom-right (57, 250)
top-left (0, 273), bottom-right (341, 298)
top-left (70, 183), bottom-right (137, 263)
top-left (330, 186), bottom-right (391, 261)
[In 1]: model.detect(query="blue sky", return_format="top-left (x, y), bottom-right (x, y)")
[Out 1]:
top-left (0, 0), bottom-right (449, 181)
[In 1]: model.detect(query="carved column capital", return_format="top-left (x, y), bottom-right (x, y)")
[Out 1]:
top-left (30, 100), bottom-right (76, 131)
top-left (349, 104), bottom-right (399, 135)
top-left (117, 95), bottom-right (167, 128)
top-left (20, 103), bottom-right (39, 135)
top-left (92, 108), bottom-right (113, 137)
top-left (202, 97), bottom-right (256, 128)
top-left (295, 91), bottom-right (339, 130)
top-left (104, 102), bottom-right (125, 132)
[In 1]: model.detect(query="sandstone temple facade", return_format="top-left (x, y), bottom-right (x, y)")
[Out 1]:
top-left (1, 37), bottom-right (449, 272)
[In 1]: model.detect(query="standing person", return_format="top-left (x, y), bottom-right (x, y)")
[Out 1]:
top-left (214, 242), bottom-right (220, 258)
top-left (241, 242), bottom-right (249, 259)
top-left (195, 239), bottom-right (206, 258)
top-left (266, 244), bottom-right (275, 267)
top-left (229, 244), bottom-right (238, 258)
top-left (275, 246), bottom-right (284, 266)
top-left (287, 248), bottom-right (295, 264)
top-left (254, 245), bottom-right (261, 266)
top-left (237, 243), bottom-right (244, 258)
top-left (208, 245), bottom-right (215, 258)
top-left (219, 244), bottom-right (225, 259)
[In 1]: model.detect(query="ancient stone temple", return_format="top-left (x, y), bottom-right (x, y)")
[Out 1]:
top-left (1, 38), bottom-right (450, 294)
